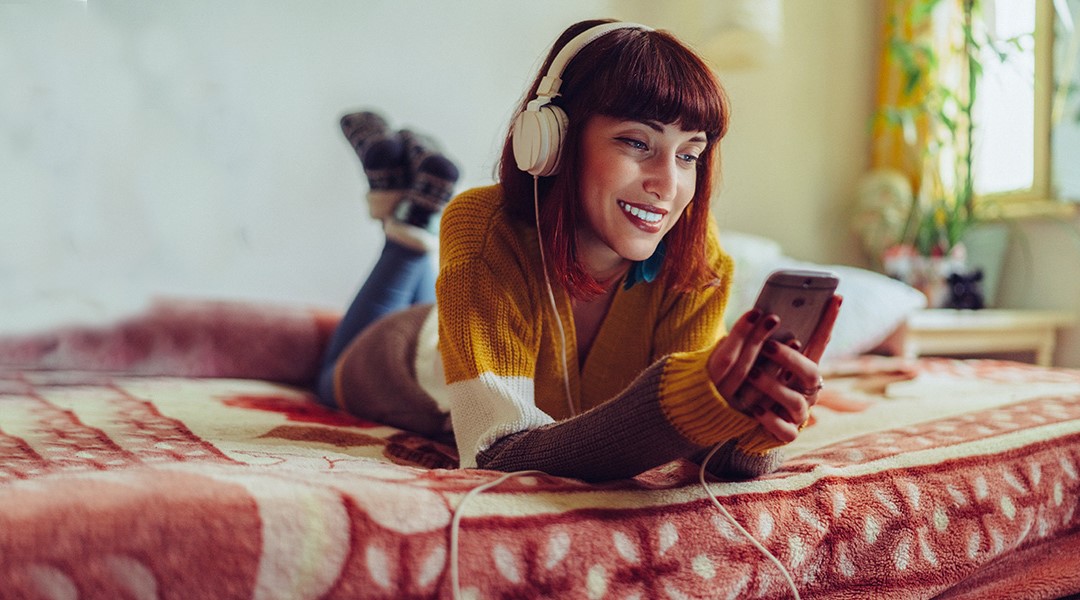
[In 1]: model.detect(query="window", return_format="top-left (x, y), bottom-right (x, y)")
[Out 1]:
top-left (972, 1), bottom-right (1036, 197)
top-left (974, 0), bottom-right (1079, 216)
top-left (1051, 0), bottom-right (1080, 200)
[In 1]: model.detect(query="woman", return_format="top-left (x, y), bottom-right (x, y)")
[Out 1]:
top-left (319, 19), bottom-right (841, 482)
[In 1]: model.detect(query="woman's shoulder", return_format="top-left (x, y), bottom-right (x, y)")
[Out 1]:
top-left (440, 184), bottom-right (532, 263)
top-left (443, 184), bottom-right (504, 221)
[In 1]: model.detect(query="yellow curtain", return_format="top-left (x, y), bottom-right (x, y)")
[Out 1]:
top-left (871, 0), bottom-right (972, 198)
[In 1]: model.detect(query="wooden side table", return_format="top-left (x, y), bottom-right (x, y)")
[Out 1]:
top-left (892, 309), bottom-right (1077, 366)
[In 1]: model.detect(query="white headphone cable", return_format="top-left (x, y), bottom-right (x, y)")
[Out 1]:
top-left (533, 175), bottom-right (576, 417)
top-left (449, 470), bottom-right (545, 600)
top-left (698, 443), bottom-right (801, 600)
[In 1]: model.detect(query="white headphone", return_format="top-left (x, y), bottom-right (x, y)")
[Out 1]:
top-left (512, 22), bottom-right (653, 177)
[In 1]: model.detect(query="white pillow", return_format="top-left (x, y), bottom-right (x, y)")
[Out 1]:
top-left (720, 230), bottom-right (926, 360)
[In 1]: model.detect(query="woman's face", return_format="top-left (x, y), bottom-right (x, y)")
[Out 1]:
top-left (576, 114), bottom-right (707, 278)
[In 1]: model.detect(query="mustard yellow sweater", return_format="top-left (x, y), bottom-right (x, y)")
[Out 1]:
top-left (433, 185), bottom-right (785, 480)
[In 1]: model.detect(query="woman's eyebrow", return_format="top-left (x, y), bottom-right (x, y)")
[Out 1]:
top-left (635, 120), bottom-right (708, 143)
top-left (635, 119), bottom-right (665, 132)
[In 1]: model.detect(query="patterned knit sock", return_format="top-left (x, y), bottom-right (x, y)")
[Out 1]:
top-left (383, 129), bottom-right (460, 252)
top-left (340, 111), bottom-right (409, 220)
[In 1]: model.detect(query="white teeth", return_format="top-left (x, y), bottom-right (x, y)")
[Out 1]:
top-left (619, 201), bottom-right (662, 223)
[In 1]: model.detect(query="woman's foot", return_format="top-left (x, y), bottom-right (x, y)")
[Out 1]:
top-left (383, 129), bottom-right (460, 252)
top-left (340, 111), bottom-right (408, 220)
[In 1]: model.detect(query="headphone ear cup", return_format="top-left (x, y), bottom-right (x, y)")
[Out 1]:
top-left (538, 105), bottom-right (568, 177)
top-left (512, 104), bottom-right (568, 177)
top-left (512, 109), bottom-right (543, 176)
top-left (512, 23), bottom-right (650, 178)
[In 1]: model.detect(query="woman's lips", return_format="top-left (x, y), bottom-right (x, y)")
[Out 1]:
top-left (617, 200), bottom-right (666, 233)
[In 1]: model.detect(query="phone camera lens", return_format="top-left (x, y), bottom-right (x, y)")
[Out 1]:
top-left (792, 297), bottom-right (806, 308)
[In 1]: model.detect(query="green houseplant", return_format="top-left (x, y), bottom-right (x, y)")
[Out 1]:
top-left (862, 0), bottom-right (1029, 306)
top-left (882, 0), bottom-right (978, 255)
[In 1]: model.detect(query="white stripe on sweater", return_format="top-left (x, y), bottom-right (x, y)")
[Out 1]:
top-left (447, 373), bottom-right (555, 468)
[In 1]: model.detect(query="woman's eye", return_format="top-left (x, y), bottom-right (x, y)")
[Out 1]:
top-left (618, 137), bottom-right (648, 151)
top-left (677, 153), bottom-right (700, 165)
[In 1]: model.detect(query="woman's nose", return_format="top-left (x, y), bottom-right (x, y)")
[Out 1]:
top-left (642, 154), bottom-right (679, 201)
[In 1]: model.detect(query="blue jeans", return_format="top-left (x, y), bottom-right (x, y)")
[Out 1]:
top-left (316, 241), bottom-right (435, 405)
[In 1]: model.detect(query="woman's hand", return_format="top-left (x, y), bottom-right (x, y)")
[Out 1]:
top-left (706, 295), bottom-right (842, 442)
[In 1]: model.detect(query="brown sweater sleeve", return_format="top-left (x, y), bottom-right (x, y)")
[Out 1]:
top-left (476, 359), bottom-right (780, 482)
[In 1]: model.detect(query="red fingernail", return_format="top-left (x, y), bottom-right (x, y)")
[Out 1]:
top-left (747, 310), bottom-right (761, 324)
top-left (764, 315), bottom-right (779, 330)
top-left (763, 340), bottom-right (778, 354)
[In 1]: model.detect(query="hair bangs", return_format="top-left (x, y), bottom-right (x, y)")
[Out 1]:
top-left (584, 32), bottom-right (727, 141)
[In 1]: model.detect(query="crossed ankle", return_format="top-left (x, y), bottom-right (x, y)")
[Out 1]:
top-left (393, 196), bottom-right (441, 230)
top-left (382, 193), bottom-right (446, 253)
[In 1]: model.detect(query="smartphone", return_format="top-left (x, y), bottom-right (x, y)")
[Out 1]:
top-left (752, 269), bottom-right (840, 352)
top-left (730, 269), bottom-right (839, 413)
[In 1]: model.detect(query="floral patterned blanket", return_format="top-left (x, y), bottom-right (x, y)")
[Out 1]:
top-left (1, 300), bottom-right (1078, 599)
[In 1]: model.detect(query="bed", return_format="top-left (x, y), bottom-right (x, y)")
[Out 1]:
top-left (1, 295), bottom-right (1079, 600)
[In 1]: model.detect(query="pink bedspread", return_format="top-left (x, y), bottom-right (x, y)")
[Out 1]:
top-left (1, 300), bottom-right (1079, 599)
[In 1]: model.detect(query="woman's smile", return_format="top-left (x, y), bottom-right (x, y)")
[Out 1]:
top-left (616, 200), bottom-right (666, 232)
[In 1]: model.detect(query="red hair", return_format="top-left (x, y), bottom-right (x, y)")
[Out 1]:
top-left (498, 19), bottom-right (731, 300)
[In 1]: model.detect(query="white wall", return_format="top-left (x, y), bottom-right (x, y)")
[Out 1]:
top-left (703, 1), bottom-right (876, 265)
top-left (997, 217), bottom-right (1080, 367)
top-left (0, 0), bottom-right (607, 328)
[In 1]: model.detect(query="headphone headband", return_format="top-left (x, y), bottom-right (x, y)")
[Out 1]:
top-left (533, 21), bottom-right (653, 103)
top-left (513, 22), bottom-right (653, 177)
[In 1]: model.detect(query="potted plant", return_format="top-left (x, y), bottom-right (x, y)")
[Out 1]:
top-left (857, 0), bottom-right (1027, 307)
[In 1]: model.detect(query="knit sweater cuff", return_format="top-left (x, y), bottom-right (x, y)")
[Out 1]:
top-left (659, 348), bottom-right (761, 448)
top-left (696, 439), bottom-right (785, 480)
top-left (735, 425), bottom-right (793, 455)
